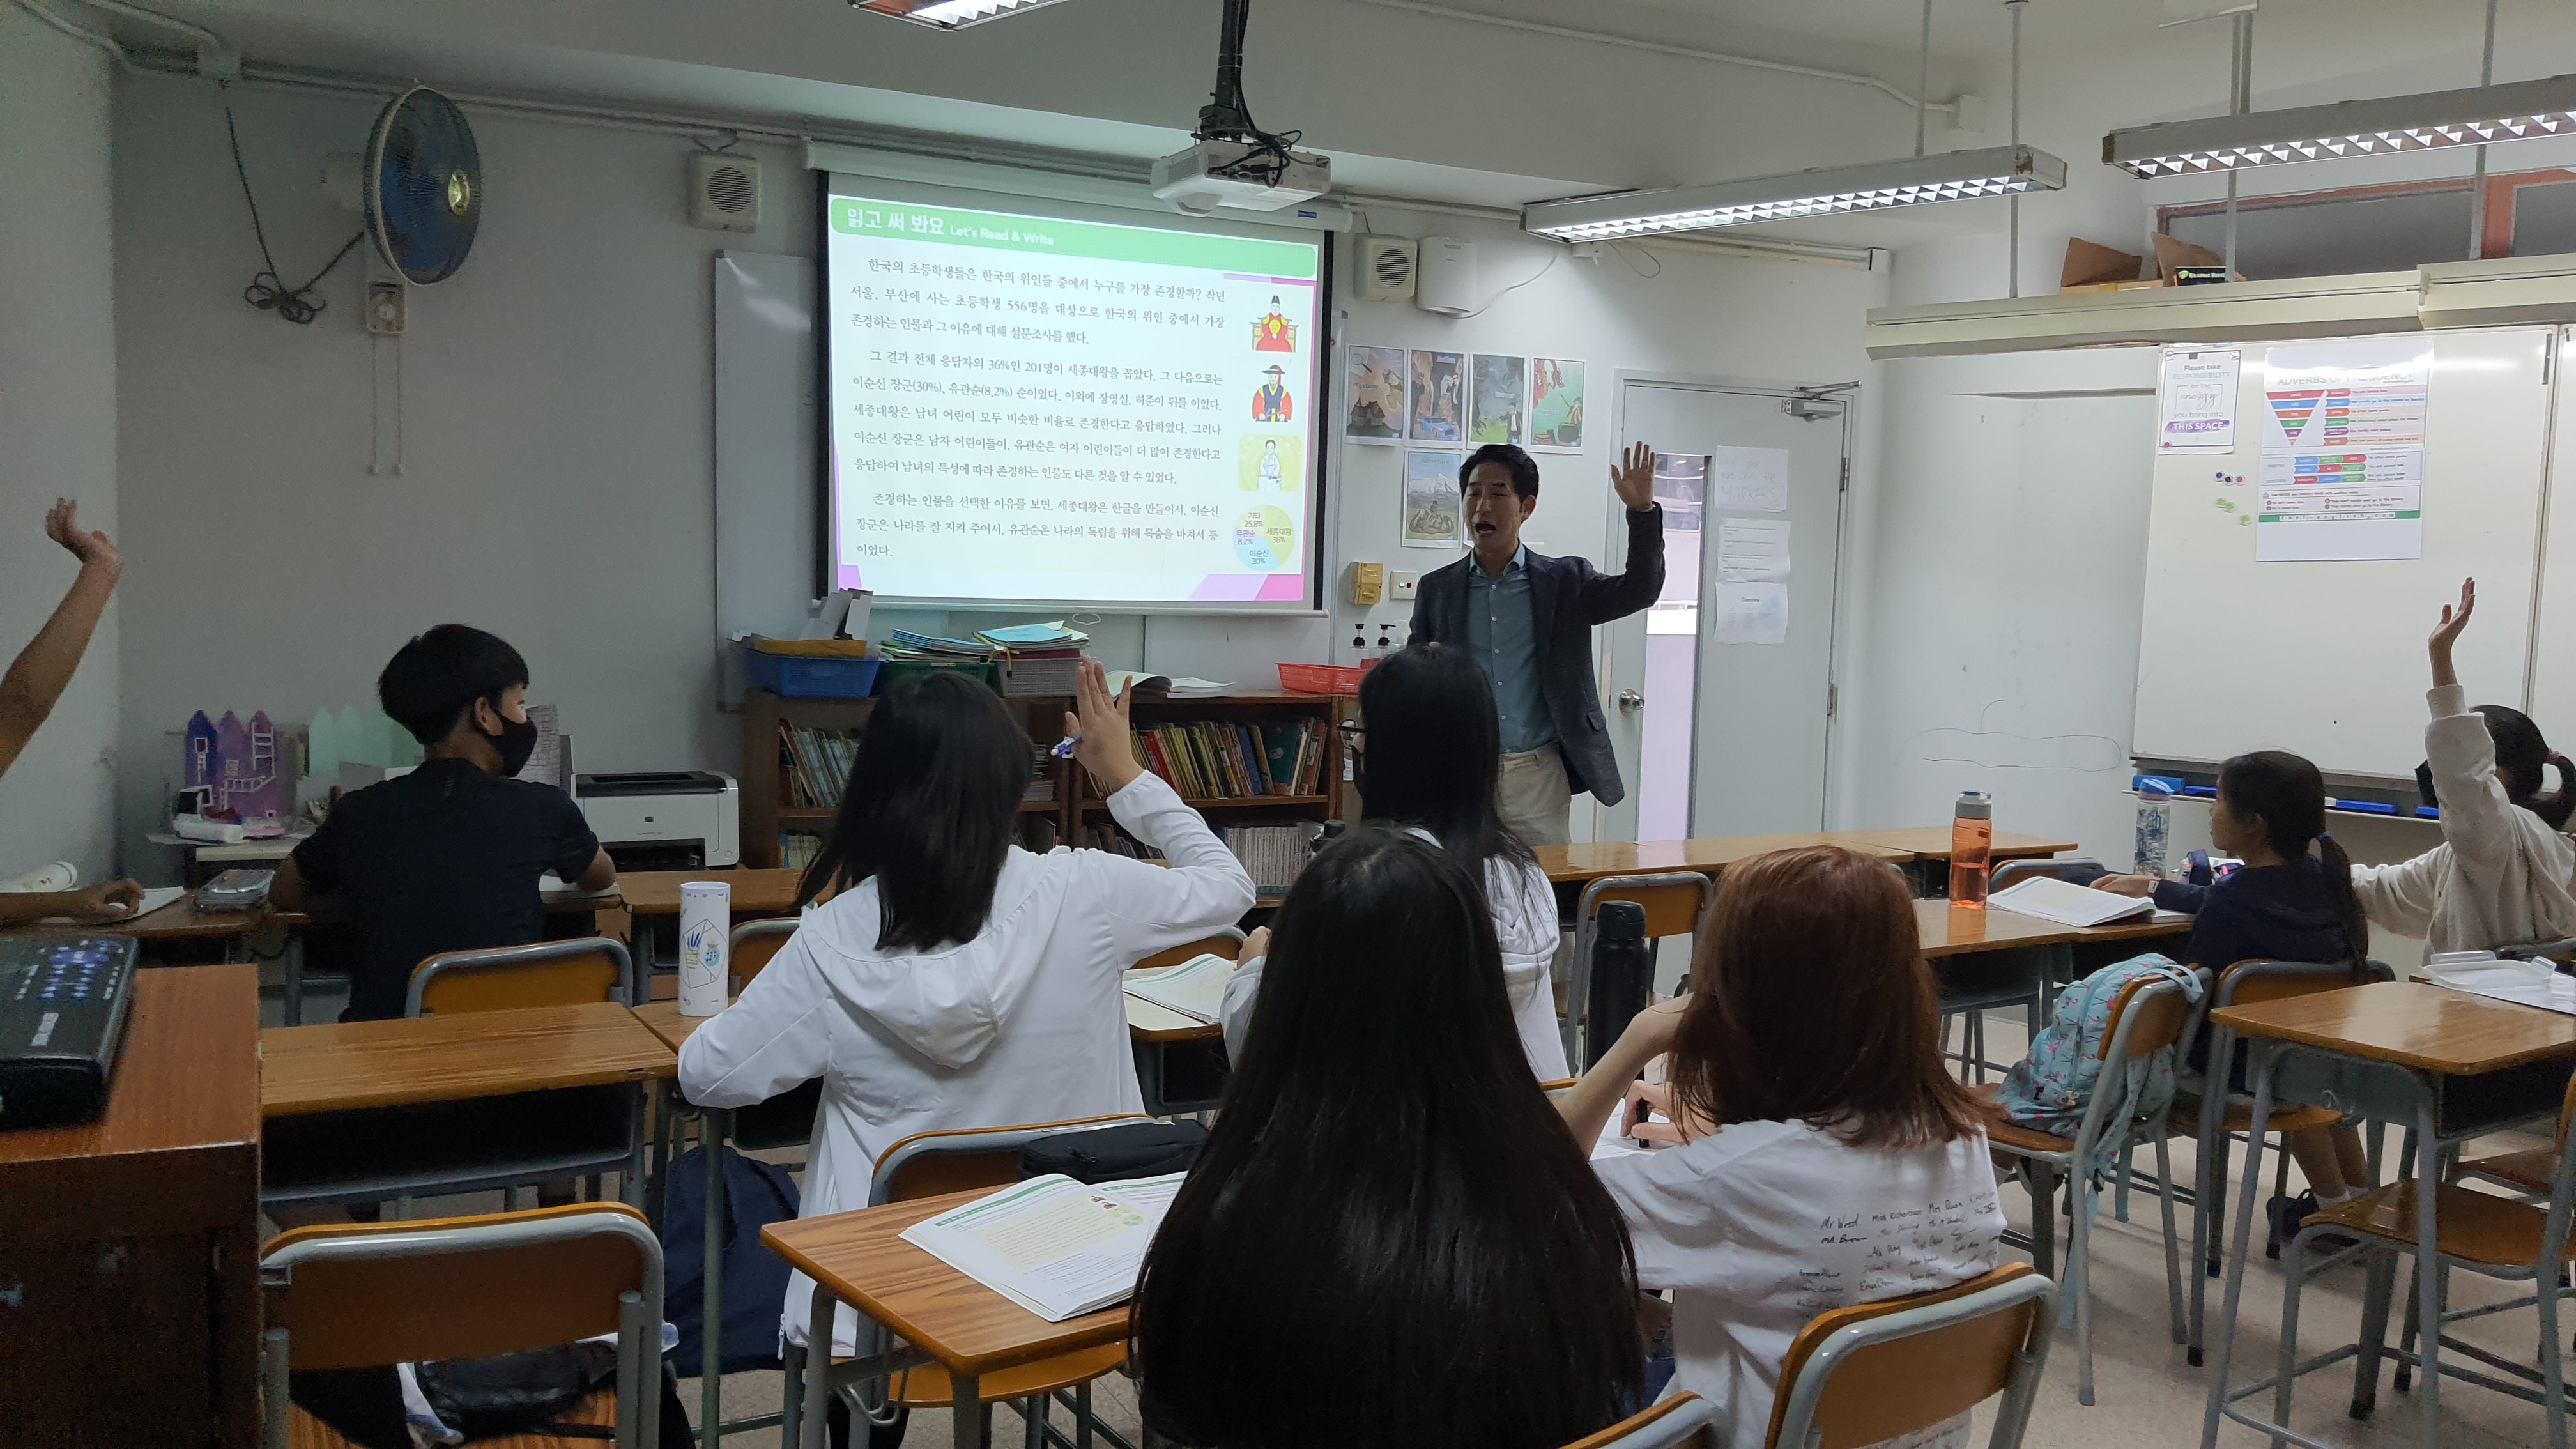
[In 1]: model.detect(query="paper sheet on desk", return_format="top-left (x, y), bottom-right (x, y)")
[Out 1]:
top-left (2421, 956), bottom-right (2576, 1016)
top-left (119, 886), bottom-right (189, 921)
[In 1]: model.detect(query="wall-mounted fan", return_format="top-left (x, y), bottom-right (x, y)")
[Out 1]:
top-left (364, 86), bottom-right (480, 285)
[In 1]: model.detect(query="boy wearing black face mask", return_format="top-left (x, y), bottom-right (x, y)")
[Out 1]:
top-left (273, 624), bottom-right (615, 1022)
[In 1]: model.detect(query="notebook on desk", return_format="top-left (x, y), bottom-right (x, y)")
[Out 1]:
top-left (1989, 875), bottom-right (2156, 929)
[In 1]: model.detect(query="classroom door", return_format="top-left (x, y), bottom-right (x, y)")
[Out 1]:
top-left (1596, 379), bottom-right (1850, 841)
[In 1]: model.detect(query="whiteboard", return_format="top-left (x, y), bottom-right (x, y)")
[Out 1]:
top-left (713, 251), bottom-right (820, 702)
top-left (2133, 326), bottom-right (2558, 779)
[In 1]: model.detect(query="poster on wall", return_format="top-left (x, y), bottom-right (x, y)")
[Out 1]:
top-left (1344, 346), bottom-right (1409, 442)
top-left (2257, 339), bottom-right (2430, 562)
top-left (1402, 450), bottom-right (1464, 547)
top-left (1409, 350), bottom-right (1463, 441)
top-left (1708, 445), bottom-right (1788, 513)
top-left (2156, 347), bottom-right (2240, 454)
top-left (1468, 354), bottom-right (1527, 445)
top-left (1529, 358), bottom-right (1585, 451)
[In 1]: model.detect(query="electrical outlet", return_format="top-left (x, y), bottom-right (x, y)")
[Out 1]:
top-left (1389, 569), bottom-right (1420, 601)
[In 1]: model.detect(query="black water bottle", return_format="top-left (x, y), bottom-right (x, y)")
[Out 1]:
top-left (1586, 901), bottom-right (1652, 1070)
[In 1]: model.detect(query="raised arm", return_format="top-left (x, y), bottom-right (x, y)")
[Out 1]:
top-left (1068, 660), bottom-right (1257, 962)
top-left (2421, 578), bottom-right (2522, 871)
top-left (1573, 443), bottom-right (1665, 625)
top-left (0, 501), bottom-right (123, 776)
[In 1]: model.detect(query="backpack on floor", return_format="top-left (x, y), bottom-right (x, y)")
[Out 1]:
top-left (663, 1144), bottom-right (802, 1375)
top-left (1991, 952), bottom-right (2201, 1169)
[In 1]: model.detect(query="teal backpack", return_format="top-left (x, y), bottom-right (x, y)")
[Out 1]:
top-left (1993, 952), bottom-right (2202, 1170)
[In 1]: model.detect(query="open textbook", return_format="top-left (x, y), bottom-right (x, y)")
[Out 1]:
top-left (1122, 954), bottom-right (1235, 1024)
top-left (899, 1172), bottom-right (1186, 1322)
top-left (1988, 875), bottom-right (2157, 929)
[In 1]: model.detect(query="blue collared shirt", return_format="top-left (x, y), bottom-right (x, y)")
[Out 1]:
top-left (1463, 546), bottom-right (1556, 754)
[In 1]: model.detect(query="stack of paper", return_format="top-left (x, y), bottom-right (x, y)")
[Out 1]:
top-left (974, 622), bottom-right (1089, 656)
top-left (2422, 952), bottom-right (2576, 1017)
top-left (883, 630), bottom-right (998, 663)
top-left (899, 1172), bottom-right (1186, 1321)
top-left (1988, 875), bottom-right (2156, 928)
top-left (1123, 954), bottom-right (1236, 1023)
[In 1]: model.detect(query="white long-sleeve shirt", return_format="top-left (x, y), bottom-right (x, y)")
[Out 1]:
top-left (2352, 684), bottom-right (2576, 960)
top-left (675, 771), bottom-right (1254, 1353)
top-left (1218, 841), bottom-right (1568, 1081)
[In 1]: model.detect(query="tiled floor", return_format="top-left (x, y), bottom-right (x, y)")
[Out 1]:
top-left (272, 990), bottom-right (2565, 1448)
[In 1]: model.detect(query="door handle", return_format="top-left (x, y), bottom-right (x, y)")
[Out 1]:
top-left (1616, 689), bottom-right (1644, 714)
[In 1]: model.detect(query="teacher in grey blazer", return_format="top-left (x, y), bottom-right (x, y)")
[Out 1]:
top-left (1407, 441), bottom-right (1664, 846)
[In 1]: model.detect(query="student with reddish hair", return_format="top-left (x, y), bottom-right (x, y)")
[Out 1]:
top-left (1559, 845), bottom-right (2005, 1447)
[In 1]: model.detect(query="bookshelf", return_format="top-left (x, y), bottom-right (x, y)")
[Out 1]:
top-left (1073, 691), bottom-right (1356, 901)
top-left (742, 688), bottom-right (1357, 879)
top-left (742, 689), bottom-right (1073, 868)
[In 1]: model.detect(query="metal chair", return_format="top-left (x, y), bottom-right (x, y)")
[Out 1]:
top-left (259, 1203), bottom-right (666, 1449)
top-left (406, 936), bottom-right (639, 1016)
top-left (2253, 1119), bottom-right (2576, 1449)
top-left (1566, 873), bottom-right (1714, 1068)
top-left (1764, 1264), bottom-right (2059, 1449)
top-left (785, 1114), bottom-right (1156, 1449)
top-left (2172, 956), bottom-right (2393, 1367)
top-left (727, 916), bottom-right (801, 993)
top-left (1561, 1393), bottom-right (1717, 1449)
top-left (1975, 972), bottom-right (2196, 1405)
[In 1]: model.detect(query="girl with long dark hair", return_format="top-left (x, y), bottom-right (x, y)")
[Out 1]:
top-left (1220, 642), bottom-right (1568, 1078)
top-left (1135, 825), bottom-right (1643, 1449)
top-left (1558, 846), bottom-right (2003, 1447)
top-left (678, 661), bottom-right (1254, 1357)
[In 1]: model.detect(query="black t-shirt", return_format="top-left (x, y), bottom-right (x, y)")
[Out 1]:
top-left (293, 758), bottom-right (601, 1021)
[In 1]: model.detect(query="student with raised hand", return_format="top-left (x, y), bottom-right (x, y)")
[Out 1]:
top-left (2084, 749), bottom-right (2377, 1235)
top-left (271, 625), bottom-right (613, 1022)
top-left (678, 659), bottom-right (1254, 1361)
top-left (1558, 846), bottom-right (2004, 1445)
top-left (0, 499), bottom-right (123, 777)
top-left (1218, 641), bottom-right (1567, 1079)
top-left (1135, 825), bottom-right (1642, 1449)
top-left (2320, 577), bottom-right (2576, 957)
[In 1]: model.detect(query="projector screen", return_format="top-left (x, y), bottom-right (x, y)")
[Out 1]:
top-left (822, 177), bottom-right (1329, 610)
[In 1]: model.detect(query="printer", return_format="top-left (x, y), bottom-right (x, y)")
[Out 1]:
top-left (576, 771), bottom-right (740, 871)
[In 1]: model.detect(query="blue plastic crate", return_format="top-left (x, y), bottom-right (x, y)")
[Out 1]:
top-left (747, 651), bottom-right (882, 699)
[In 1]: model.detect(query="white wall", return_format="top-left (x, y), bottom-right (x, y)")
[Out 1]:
top-left (111, 77), bottom-right (814, 871)
top-left (0, 10), bottom-right (121, 881)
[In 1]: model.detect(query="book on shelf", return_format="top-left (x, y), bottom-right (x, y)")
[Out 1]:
top-left (1222, 822), bottom-right (1317, 899)
top-left (1129, 718), bottom-right (1327, 801)
top-left (777, 721), bottom-right (861, 810)
top-left (898, 1172), bottom-right (1185, 1322)
top-left (778, 831), bottom-right (825, 870)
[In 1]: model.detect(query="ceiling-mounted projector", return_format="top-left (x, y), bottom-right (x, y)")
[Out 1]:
top-left (1153, 0), bottom-right (1328, 217)
top-left (1151, 139), bottom-right (1331, 216)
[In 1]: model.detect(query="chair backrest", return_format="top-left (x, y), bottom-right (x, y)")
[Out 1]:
top-left (261, 1204), bottom-right (665, 1449)
top-left (1579, 873), bottom-right (1715, 940)
top-left (868, 1113), bottom-right (1153, 1206)
top-left (2099, 971), bottom-right (2196, 1063)
top-left (407, 936), bottom-right (638, 1016)
top-left (729, 917), bottom-right (799, 992)
top-left (1562, 1393), bottom-right (1717, 1449)
top-left (1765, 1264), bottom-right (2058, 1449)
top-left (1133, 926), bottom-right (1247, 972)
top-left (2217, 956), bottom-right (2388, 1011)
top-left (1988, 857), bottom-right (2104, 896)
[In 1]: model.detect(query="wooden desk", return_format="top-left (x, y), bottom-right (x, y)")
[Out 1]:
top-left (259, 1002), bottom-right (674, 1209)
top-left (1912, 900), bottom-right (2191, 959)
top-left (1827, 827), bottom-right (2080, 863)
top-left (1123, 976), bottom-right (1226, 1117)
top-left (618, 868), bottom-right (804, 918)
top-left (767, 1187), bottom-right (1131, 1449)
top-left (2200, 982), bottom-right (2576, 1449)
top-left (0, 965), bottom-right (260, 1447)
top-left (1537, 834), bottom-right (1908, 885)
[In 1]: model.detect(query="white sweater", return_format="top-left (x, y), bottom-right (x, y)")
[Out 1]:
top-left (1218, 840), bottom-right (1569, 1082)
top-left (675, 771), bottom-right (1254, 1353)
top-left (2351, 684), bottom-right (2576, 961)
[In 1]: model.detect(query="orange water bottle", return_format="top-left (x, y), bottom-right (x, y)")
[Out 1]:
top-left (1949, 790), bottom-right (1993, 907)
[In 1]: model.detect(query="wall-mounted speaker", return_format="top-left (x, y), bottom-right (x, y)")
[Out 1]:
top-left (689, 151), bottom-right (762, 233)
top-left (1353, 234), bottom-right (1417, 302)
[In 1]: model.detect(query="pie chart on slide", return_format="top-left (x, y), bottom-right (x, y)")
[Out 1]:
top-left (1234, 506), bottom-right (1296, 571)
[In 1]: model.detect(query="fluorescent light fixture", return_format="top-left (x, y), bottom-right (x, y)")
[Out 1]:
top-left (850, 0), bottom-right (1071, 29)
top-left (2105, 73), bottom-right (2576, 177)
top-left (1521, 145), bottom-right (2067, 242)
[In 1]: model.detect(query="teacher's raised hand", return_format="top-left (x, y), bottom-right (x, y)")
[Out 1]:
top-left (1611, 441), bottom-right (1657, 513)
